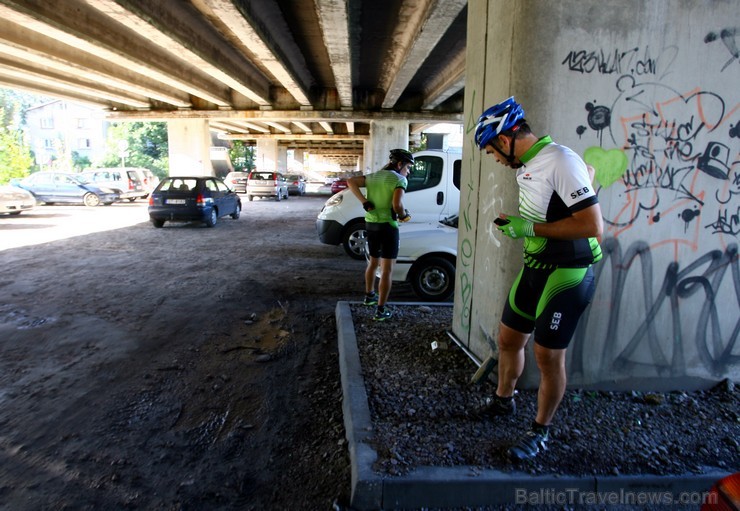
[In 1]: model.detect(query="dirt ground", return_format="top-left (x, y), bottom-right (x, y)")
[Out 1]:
top-left (0, 195), bottom-right (406, 510)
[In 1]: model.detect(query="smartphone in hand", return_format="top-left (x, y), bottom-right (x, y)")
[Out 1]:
top-left (494, 218), bottom-right (510, 226)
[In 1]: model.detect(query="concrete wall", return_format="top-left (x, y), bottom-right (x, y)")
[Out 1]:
top-left (454, 0), bottom-right (739, 390)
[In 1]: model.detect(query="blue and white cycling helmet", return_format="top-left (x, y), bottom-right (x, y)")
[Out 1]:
top-left (474, 96), bottom-right (525, 149)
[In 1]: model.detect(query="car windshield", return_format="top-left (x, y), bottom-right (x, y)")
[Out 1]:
top-left (287, 175), bottom-right (301, 181)
top-left (62, 174), bottom-right (85, 185)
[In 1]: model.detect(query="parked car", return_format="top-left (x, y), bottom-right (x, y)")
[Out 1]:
top-left (370, 215), bottom-right (458, 301)
top-left (246, 171), bottom-right (289, 201)
top-left (306, 181), bottom-right (332, 195)
top-left (13, 171), bottom-right (119, 206)
top-left (224, 171), bottom-right (249, 193)
top-left (148, 176), bottom-right (241, 228)
top-left (140, 169), bottom-right (159, 195)
top-left (0, 185), bottom-right (36, 215)
top-left (330, 179), bottom-right (348, 194)
top-left (286, 174), bottom-right (306, 196)
top-left (78, 168), bottom-right (148, 202)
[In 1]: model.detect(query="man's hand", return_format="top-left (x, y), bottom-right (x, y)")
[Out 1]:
top-left (496, 215), bottom-right (535, 238)
top-left (362, 200), bottom-right (375, 212)
top-left (398, 209), bottom-right (411, 223)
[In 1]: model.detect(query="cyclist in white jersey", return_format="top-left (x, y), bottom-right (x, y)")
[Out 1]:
top-left (474, 97), bottom-right (603, 460)
top-left (347, 149), bottom-right (413, 321)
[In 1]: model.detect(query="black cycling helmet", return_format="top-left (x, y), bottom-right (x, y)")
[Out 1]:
top-left (389, 148), bottom-right (414, 165)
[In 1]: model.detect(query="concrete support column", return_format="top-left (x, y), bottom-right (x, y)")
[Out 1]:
top-left (292, 149), bottom-right (305, 173)
top-left (255, 139), bottom-right (279, 172)
top-left (365, 120), bottom-right (408, 173)
top-left (167, 119), bottom-right (213, 176)
top-left (277, 145), bottom-right (288, 172)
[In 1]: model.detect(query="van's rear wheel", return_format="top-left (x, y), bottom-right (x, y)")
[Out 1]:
top-left (342, 220), bottom-right (367, 260)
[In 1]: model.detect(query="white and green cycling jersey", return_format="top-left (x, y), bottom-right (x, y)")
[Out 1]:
top-left (516, 136), bottom-right (602, 269)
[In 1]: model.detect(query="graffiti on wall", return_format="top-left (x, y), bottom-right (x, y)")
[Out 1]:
top-left (571, 238), bottom-right (739, 378)
top-left (562, 34), bottom-right (739, 381)
top-left (567, 39), bottom-right (739, 256)
top-left (458, 90), bottom-right (481, 332)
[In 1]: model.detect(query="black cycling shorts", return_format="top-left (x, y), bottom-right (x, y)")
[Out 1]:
top-left (501, 265), bottom-right (595, 350)
top-left (365, 222), bottom-right (400, 259)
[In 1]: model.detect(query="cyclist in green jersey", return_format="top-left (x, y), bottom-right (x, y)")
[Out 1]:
top-left (475, 97), bottom-right (603, 460)
top-left (347, 149), bottom-right (414, 321)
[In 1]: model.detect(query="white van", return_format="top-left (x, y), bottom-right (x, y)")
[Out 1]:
top-left (79, 168), bottom-right (149, 202)
top-left (316, 149), bottom-right (461, 259)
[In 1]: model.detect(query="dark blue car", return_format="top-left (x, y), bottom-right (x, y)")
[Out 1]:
top-left (148, 176), bottom-right (241, 228)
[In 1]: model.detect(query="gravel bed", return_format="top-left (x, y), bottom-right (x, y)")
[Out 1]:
top-left (351, 304), bottom-right (739, 478)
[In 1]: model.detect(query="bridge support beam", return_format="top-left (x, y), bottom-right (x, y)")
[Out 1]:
top-left (167, 119), bottom-right (214, 176)
top-left (364, 120), bottom-right (408, 172)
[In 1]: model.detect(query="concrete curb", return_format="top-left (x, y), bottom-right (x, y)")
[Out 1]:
top-left (335, 301), bottom-right (730, 510)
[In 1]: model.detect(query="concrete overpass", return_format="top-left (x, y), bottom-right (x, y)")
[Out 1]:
top-left (0, 0), bottom-right (467, 172)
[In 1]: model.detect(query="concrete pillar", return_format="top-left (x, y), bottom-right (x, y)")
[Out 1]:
top-left (293, 149), bottom-right (305, 174)
top-left (365, 120), bottom-right (409, 173)
top-left (167, 119), bottom-right (213, 176)
top-left (278, 145), bottom-right (288, 172)
top-left (255, 139), bottom-right (278, 172)
top-left (456, 0), bottom-right (740, 390)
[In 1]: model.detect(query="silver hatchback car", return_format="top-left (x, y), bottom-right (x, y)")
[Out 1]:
top-left (246, 171), bottom-right (289, 201)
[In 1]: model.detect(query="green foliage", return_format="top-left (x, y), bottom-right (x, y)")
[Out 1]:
top-left (96, 121), bottom-right (169, 178)
top-left (228, 140), bottom-right (255, 171)
top-left (71, 151), bottom-right (92, 171)
top-left (0, 126), bottom-right (34, 183)
top-left (0, 90), bottom-right (35, 183)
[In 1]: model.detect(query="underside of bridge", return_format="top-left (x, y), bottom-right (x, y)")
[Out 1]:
top-left (0, 0), bottom-right (466, 164)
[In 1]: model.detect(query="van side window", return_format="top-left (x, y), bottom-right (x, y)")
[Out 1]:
top-left (453, 159), bottom-right (461, 191)
top-left (407, 156), bottom-right (443, 192)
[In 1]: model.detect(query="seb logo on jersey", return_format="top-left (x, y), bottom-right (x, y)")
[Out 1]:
top-left (570, 186), bottom-right (590, 199)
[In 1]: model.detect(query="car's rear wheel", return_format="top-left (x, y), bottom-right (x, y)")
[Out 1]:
top-left (152, 219), bottom-right (165, 228)
top-left (128, 197), bottom-right (137, 202)
top-left (342, 220), bottom-right (367, 260)
top-left (83, 193), bottom-right (101, 207)
top-left (231, 203), bottom-right (241, 219)
top-left (283, 189), bottom-right (289, 200)
top-left (247, 195), bottom-right (253, 201)
top-left (204, 208), bottom-right (218, 227)
top-left (410, 256), bottom-right (455, 302)
top-left (276, 192), bottom-right (282, 202)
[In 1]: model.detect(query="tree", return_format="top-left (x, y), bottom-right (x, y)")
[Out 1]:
top-left (71, 151), bottom-right (92, 171)
top-left (228, 140), bottom-right (255, 172)
top-left (0, 90), bottom-right (34, 183)
top-left (96, 121), bottom-right (169, 178)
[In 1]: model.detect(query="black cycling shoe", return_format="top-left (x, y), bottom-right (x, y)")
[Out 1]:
top-left (480, 395), bottom-right (516, 417)
top-left (509, 427), bottom-right (549, 460)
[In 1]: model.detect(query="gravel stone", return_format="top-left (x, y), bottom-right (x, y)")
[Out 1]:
top-left (351, 304), bottom-right (739, 478)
